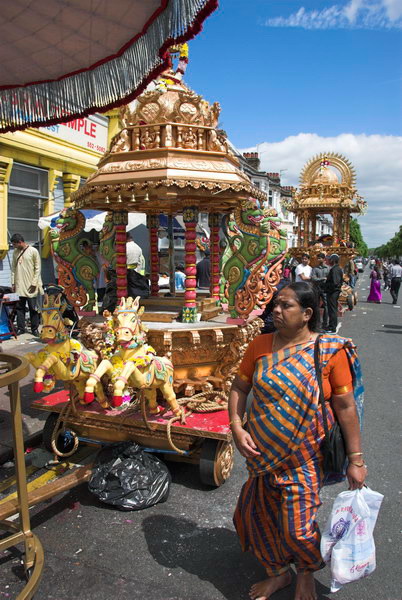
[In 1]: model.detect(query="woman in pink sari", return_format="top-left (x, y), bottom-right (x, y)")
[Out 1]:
top-left (367, 266), bottom-right (382, 303)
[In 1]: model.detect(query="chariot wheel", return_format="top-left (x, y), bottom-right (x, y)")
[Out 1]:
top-left (199, 439), bottom-right (234, 487)
top-left (42, 412), bottom-right (79, 456)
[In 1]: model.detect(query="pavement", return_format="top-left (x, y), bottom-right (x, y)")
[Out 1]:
top-left (0, 270), bottom-right (401, 599)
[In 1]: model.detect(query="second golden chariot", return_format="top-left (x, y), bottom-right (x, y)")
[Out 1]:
top-left (284, 152), bottom-right (367, 309)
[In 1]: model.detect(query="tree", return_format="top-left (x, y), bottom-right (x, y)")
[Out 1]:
top-left (375, 226), bottom-right (402, 258)
top-left (349, 218), bottom-right (368, 257)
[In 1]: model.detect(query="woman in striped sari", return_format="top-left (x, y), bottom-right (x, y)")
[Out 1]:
top-left (229, 282), bottom-right (365, 600)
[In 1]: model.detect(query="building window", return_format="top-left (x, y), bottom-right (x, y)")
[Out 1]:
top-left (268, 191), bottom-right (273, 206)
top-left (53, 177), bottom-right (65, 212)
top-left (8, 163), bottom-right (48, 245)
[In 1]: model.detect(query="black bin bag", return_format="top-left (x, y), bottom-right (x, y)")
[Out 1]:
top-left (88, 442), bottom-right (171, 510)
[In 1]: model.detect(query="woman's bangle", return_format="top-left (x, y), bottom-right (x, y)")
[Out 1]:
top-left (229, 418), bottom-right (243, 427)
top-left (348, 452), bottom-right (363, 457)
top-left (349, 461), bottom-right (366, 467)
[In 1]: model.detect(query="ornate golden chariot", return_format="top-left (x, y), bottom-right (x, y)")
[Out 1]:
top-left (29, 47), bottom-right (286, 487)
top-left (285, 153), bottom-right (367, 267)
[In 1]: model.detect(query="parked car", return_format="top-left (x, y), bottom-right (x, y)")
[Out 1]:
top-left (355, 259), bottom-right (364, 272)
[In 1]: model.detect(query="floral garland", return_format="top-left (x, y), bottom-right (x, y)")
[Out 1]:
top-left (157, 43), bottom-right (189, 90)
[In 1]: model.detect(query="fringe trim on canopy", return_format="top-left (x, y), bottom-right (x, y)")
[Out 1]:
top-left (0, 0), bottom-right (218, 134)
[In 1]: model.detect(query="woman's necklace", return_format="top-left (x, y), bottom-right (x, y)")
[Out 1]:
top-left (273, 331), bottom-right (315, 352)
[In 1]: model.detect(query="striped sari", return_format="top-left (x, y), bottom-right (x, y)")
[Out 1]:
top-left (233, 335), bottom-right (364, 575)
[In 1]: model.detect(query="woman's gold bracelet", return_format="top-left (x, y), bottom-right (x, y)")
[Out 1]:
top-left (348, 452), bottom-right (363, 457)
top-left (229, 418), bottom-right (243, 426)
top-left (349, 461), bottom-right (366, 467)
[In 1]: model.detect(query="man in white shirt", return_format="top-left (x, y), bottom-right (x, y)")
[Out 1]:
top-left (389, 259), bottom-right (402, 305)
top-left (126, 233), bottom-right (145, 274)
top-left (295, 253), bottom-right (312, 282)
top-left (10, 233), bottom-right (43, 336)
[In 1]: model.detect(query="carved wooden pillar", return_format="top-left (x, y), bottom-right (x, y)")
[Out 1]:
top-left (311, 214), bottom-right (317, 244)
top-left (0, 158), bottom-right (13, 259)
top-left (209, 213), bottom-right (220, 301)
top-left (331, 211), bottom-right (336, 242)
top-left (345, 213), bottom-right (351, 241)
top-left (297, 212), bottom-right (303, 247)
top-left (42, 169), bottom-right (63, 259)
top-left (62, 173), bottom-right (80, 208)
top-left (182, 207), bottom-right (198, 322)
top-left (114, 211), bottom-right (128, 299)
top-left (148, 214), bottom-right (160, 297)
top-left (303, 210), bottom-right (310, 247)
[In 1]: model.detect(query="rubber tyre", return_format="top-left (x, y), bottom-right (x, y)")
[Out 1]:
top-left (199, 439), bottom-right (234, 487)
top-left (42, 412), bottom-right (78, 455)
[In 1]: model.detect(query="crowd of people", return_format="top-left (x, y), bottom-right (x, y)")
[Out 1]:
top-left (367, 258), bottom-right (402, 306)
top-left (264, 252), bottom-right (347, 335)
top-left (2, 232), bottom-right (213, 335)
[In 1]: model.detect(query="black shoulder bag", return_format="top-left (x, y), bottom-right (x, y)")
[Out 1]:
top-left (314, 336), bottom-right (347, 476)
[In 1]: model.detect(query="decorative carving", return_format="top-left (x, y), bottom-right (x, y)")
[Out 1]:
top-left (220, 199), bottom-right (287, 318)
top-left (182, 126), bottom-right (197, 149)
top-left (215, 319), bottom-right (263, 393)
top-left (99, 212), bottom-right (116, 267)
top-left (215, 441), bottom-right (234, 484)
top-left (50, 208), bottom-right (99, 310)
top-left (140, 126), bottom-right (159, 149)
top-left (208, 129), bottom-right (228, 153)
top-left (235, 254), bottom-right (285, 317)
top-left (110, 128), bottom-right (130, 153)
top-left (120, 79), bottom-right (221, 129)
top-left (84, 297), bottom-right (183, 416)
top-left (25, 294), bottom-right (102, 402)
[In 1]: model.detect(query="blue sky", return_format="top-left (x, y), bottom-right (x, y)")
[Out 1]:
top-left (184, 0), bottom-right (402, 247)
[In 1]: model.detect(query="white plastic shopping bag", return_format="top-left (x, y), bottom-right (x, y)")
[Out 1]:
top-left (321, 487), bottom-right (384, 593)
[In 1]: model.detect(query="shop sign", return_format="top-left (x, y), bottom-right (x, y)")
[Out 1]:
top-left (39, 113), bottom-right (108, 154)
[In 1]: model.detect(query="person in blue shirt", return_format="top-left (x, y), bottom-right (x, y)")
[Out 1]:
top-left (175, 263), bottom-right (186, 291)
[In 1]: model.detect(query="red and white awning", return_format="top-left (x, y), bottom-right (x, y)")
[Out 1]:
top-left (0, 0), bottom-right (217, 133)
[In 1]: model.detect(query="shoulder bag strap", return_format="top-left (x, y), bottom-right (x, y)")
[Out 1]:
top-left (314, 335), bottom-right (330, 441)
top-left (16, 245), bottom-right (29, 266)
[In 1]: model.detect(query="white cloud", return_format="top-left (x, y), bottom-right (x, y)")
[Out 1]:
top-left (241, 133), bottom-right (402, 248)
top-left (265, 0), bottom-right (402, 30)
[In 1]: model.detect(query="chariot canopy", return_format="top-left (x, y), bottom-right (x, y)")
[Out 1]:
top-left (0, 0), bottom-right (218, 133)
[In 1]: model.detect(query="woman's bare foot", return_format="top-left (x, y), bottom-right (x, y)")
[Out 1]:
top-left (249, 571), bottom-right (292, 599)
top-left (294, 572), bottom-right (317, 600)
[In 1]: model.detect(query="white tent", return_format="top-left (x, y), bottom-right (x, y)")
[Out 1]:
top-left (38, 210), bottom-right (146, 232)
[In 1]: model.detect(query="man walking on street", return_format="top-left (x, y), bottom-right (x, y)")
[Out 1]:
top-left (11, 233), bottom-right (43, 336)
top-left (325, 253), bottom-right (343, 333)
top-left (311, 252), bottom-right (329, 331)
top-left (389, 259), bottom-right (402, 305)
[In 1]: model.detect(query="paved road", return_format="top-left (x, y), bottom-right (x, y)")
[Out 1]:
top-left (0, 268), bottom-right (400, 599)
